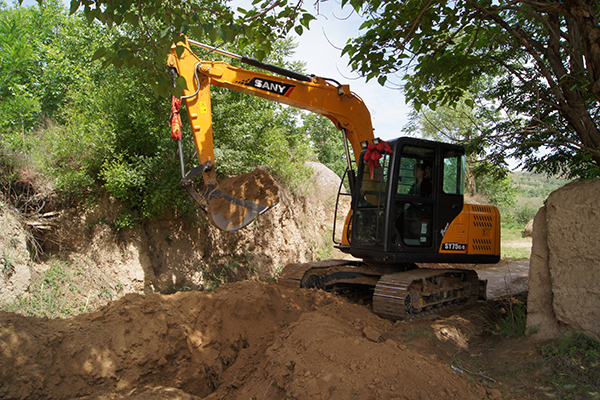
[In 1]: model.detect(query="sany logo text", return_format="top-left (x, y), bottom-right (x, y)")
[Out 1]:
top-left (243, 77), bottom-right (295, 97)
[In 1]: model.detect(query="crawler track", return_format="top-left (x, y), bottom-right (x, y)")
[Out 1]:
top-left (372, 275), bottom-right (413, 320)
top-left (372, 269), bottom-right (480, 320)
top-left (278, 260), bottom-right (359, 288)
top-left (278, 261), bottom-right (485, 321)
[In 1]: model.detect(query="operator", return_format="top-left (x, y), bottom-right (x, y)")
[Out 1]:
top-left (409, 161), bottom-right (433, 197)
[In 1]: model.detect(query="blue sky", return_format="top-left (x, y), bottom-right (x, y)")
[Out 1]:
top-left (289, 1), bottom-right (411, 141)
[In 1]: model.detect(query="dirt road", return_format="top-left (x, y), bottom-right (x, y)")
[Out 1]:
top-left (478, 259), bottom-right (530, 299)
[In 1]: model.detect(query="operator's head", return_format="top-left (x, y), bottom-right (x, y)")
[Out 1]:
top-left (413, 162), bottom-right (424, 178)
top-left (414, 160), bottom-right (431, 180)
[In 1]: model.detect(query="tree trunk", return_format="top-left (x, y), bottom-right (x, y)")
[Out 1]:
top-left (563, 0), bottom-right (600, 103)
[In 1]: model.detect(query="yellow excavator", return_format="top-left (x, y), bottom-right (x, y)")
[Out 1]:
top-left (167, 37), bottom-right (501, 320)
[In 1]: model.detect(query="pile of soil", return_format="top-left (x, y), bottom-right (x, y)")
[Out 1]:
top-left (0, 280), bottom-right (505, 400)
top-left (216, 168), bottom-right (279, 207)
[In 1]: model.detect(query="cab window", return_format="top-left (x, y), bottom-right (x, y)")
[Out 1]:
top-left (443, 151), bottom-right (465, 195)
top-left (393, 146), bottom-right (435, 248)
top-left (354, 153), bottom-right (391, 245)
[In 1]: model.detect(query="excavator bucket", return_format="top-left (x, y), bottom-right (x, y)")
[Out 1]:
top-left (204, 169), bottom-right (279, 231)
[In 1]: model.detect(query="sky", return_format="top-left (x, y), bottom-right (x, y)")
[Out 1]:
top-left (287, 1), bottom-right (411, 141)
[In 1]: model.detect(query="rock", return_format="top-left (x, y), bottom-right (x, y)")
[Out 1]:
top-left (521, 219), bottom-right (534, 237)
top-left (363, 326), bottom-right (381, 342)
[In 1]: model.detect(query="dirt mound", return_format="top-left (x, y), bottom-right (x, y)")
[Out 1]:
top-left (0, 281), bottom-right (502, 400)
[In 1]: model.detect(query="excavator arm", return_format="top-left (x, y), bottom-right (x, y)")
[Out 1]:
top-left (167, 36), bottom-right (377, 230)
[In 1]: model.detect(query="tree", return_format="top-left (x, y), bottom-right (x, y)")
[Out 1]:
top-left (1, 3), bottom-right (42, 139)
top-left (405, 95), bottom-right (517, 214)
top-left (1, 2), bottom-right (324, 225)
top-left (405, 99), bottom-right (484, 196)
top-left (0, 0), bottom-right (96, 138)
top-left (62, 0), bottom-right (315, 97)
top-left (342, 0), bottom-right (600, 179)
top-left (300, 113), bottom-right (347, 179)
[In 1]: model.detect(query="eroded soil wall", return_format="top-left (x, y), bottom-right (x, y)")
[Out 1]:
top-left (527, 179), bottom-right (600, 340)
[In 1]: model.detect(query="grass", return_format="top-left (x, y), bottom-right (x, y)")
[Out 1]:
top-left (1, 252), bottom-right (16, 280)
top-left (1, 256), bottom-right (125, 318)
top-left (493, 296), bottom-right (528, 338)
top-left (501, 223), bottom-right (532, 260)
top-left (3, 263), bottom-right (79, 318)
top-left (401, 327), bottom-right (430, 342)
top-left (538, 333), bottom-right (600, 399)
top-left (501, 223), bottom-right (528, 241)
top-left (501, 246), bottom-right (531, 260)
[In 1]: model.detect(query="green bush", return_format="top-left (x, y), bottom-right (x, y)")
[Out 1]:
top-left (514, 204), bottom-right (537, 225)
top-left (494, 300), bottom-right (527, 338)
top-left (100, 158), bottom-right (145, 207)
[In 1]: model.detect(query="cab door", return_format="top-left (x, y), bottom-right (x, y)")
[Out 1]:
top-left (351, 151), bottom-right (392, 249)
top-left (391, 145), bottom-right (437, 251)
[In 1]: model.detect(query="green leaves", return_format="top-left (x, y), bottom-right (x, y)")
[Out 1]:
top-left (343, 0), bottom-right (600, 178)
top-left (91, 46), bottom-right (106, 61)
top-left (1, 0), bottom-right (330, 224)
top-left (69, 0), bottom-right (79, 15)
top-left (67, 0), bottom-right (314, 96)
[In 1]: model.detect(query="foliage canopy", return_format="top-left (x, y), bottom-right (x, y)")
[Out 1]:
top-left (1, 1), bottom-right (346, 226)
top-left (61, 0), bottom-right (315, 97)
top-left (342, 0), bottom-right (600, 179)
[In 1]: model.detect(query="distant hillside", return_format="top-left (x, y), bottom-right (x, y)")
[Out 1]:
top-left (511, 171), bottom-right (570, 209)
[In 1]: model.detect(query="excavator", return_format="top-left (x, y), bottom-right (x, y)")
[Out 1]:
top-left (167, 36), bottom-right (501, 320)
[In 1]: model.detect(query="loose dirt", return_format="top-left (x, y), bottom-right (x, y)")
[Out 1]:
top-left (1, 280), bottom-right (517, 400)
top-left (217, 168), bottom-right (279, 207)
top-left (209, 168), bottom-right (280, 230)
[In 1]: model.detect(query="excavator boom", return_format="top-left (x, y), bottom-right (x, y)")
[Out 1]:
top-left (167, 37), bottom-right (375, 230)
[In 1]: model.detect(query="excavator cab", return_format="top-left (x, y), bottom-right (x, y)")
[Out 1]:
top-left (340, 137), bottom-right (500, 266)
